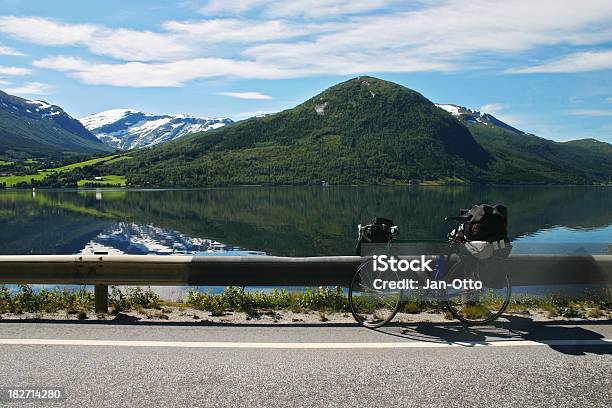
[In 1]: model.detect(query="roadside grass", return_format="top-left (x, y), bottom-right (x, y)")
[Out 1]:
top-left (186, 287), bottom-right (348, 316)
top-left (1, 285), bottom-right (610, 321)
top-left (0, 154), bottom-right (130, 187)
top-left (461, 304), bottom-right (491, 320)
top-left (507, 292), bottom-right (612, 319)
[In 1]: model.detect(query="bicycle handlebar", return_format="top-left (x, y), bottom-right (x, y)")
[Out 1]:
top-left (444, 215), bottom-right (470, 222)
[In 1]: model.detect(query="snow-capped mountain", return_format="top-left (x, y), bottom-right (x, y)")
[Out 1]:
top-left (0, 90), bottom-right (112, 158)
top-left (80, 109), bottom-right (233, 150)
top-left (436, 104), bottom-right (523, 134)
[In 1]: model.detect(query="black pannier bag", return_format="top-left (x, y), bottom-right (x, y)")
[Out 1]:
top-left (461, 204), bottom-right (511, 288)
top-left (464, 204), bottom-right (509, 243)
top-left (355, 217), bottom-right (398, 255)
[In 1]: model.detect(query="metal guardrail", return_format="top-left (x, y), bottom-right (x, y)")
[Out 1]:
top-left (0, 254), bottom-right (611, 313)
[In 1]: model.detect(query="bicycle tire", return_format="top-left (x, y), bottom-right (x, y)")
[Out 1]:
top-left (349, 259), bottom-right (402, 328)
top-left (444, 259), bottom-right (511, 325)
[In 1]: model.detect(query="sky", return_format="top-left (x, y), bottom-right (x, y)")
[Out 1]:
top-left (0, 0), bottom-right (611, 142)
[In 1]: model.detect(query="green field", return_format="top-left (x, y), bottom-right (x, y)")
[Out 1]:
top-left (77, 175), bottom-right (127, 187)
top-left (0, 154), bottom-right (131, 187)
top-left (0, 173), bottom-right (47, 186)
top-left (0, 160), bottom-right (15, 166)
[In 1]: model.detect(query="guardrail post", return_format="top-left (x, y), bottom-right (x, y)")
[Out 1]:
top-left (94, 284), bottom-right (108, 314)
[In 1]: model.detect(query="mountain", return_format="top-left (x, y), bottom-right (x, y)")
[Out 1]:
top-left (437, 104), bottom-right (612, 184)
top-left (80, 109), bottom-right (233, 150)
top-left (0, 90), bottom-right (113, 159)
top-left (436, 104), bottom-right (523, 134)
top-left (560, 138), bottom-right (612, 154)
top-left (103, 76), bottom-right (611, 186)
top-left (107, 76), bottom-right (492, 186)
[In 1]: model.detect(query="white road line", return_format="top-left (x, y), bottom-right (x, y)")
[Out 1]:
top-left (0, 338), bottom-right (610, 349)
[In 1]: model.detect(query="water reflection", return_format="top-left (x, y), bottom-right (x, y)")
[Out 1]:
top-left (80, 221), bottom-right (264, 256)
top-left (0, 186), bottom-right (610, 256)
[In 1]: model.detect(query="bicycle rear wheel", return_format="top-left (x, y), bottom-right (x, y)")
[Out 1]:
top-left (444, 259), bottom-right (510, 325)
top-left (349, 259), bottom-right (402, 328)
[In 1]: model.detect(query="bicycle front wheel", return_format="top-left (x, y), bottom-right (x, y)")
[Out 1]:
top-left (349, 259), bottom-right (402, 328)
top-left (444, 259), bottom-right (511, 325)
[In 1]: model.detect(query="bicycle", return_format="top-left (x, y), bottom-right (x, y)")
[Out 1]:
top-left (348, 214), bottom-right (512, 328)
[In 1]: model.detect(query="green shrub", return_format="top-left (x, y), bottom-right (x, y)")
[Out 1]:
top-left (402, 301), bottom-right (423, 314)
top-left (557, 303), bottom-right (587, 319)
top-left (186, 286), bottom-right (348, 314)
top-left (109, 286), bottom-right (161, 313)
top-left (299, 287), bottom-right (346, 311)
top-left (0, 285), bottom-right (94, 314)
top-left (186, 289), bottom-right (226, 315)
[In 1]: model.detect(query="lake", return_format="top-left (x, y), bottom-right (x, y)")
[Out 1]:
top-left (1, 185), bottom-right (610, 256)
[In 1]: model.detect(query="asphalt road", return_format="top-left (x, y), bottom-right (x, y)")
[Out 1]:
top-left (0, 319), bottom-right (610, 408)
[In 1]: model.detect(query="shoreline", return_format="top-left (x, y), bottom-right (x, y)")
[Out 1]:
top-left (2, 183), bottom-right (612, 190)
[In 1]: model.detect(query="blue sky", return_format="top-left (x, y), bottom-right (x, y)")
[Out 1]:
top-left (0, 0), bottom-right (611, 142)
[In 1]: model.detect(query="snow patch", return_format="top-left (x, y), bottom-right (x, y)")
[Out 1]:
top-left (315, 102), bottom-right (328, 115)
top-left (26, 100), bottom-right (51, 109)
top-left (436, 104), bottom-right (461, 116)
top-left (80, 109), bottom-right (140, 130)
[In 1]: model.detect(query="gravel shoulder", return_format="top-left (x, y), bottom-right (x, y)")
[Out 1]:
top-left (2, 306), bottom-right (611, 325)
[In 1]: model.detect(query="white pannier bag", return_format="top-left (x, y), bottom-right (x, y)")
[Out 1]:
top-left (464, 240), bottom-right (508, 259)
top-left (464, 241), bottom-right (493, 259)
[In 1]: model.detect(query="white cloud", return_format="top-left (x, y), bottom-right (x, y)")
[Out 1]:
top-left (200, 0), bottom-right (396, 18)
top-left (0, 16), bottom-right (97, 46)
top-left (163, 19), bottom-right (322, 43)
top-left (508, 50), bottom-right (612, 73)
top-left (216, 91), bottom-right (272, 99)
top-left (86, 28), bottom-right (193, 61)
top-left (0, 79), bottom-right (10, 85)
top-left (0, 16), bottom-right (192, 62)
top-left (231, 109), bottom-right (276, 120)
top-left (200, 0), bottom-right (270, 15)
top-left (33, 56), bottom-right (292, 87)
top-left (0, 44), bottom-right (23, 56)
top-left (0, 66), bottom-right (31, 76)
top-left (244, 0), bottom-right (612, 78)
top-left (480, 103), bottom-right (505, 115)
top-left (33, 56), bottom-right (90, 71)
top-left (269, 0), bottom-right (396, 18)
top-left (4, 82), bottom-right (52, 95)
top-left (17, 0), bottom-right (612, 87)
top-left (571, 109), bottom-right (612, 116)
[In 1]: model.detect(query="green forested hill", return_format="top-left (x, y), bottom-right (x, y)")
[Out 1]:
top-left (0, 90), bottom-right (113, 160)
top-left (465, 124), bottom-right (612, 184)
top-left (105, 76), bottom-right (611, 186)
top-left (560, 138), bottom-right (612, 154)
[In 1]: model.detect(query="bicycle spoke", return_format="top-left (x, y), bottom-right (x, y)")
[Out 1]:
top-left (349, 259), bottom-right (401, 327)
